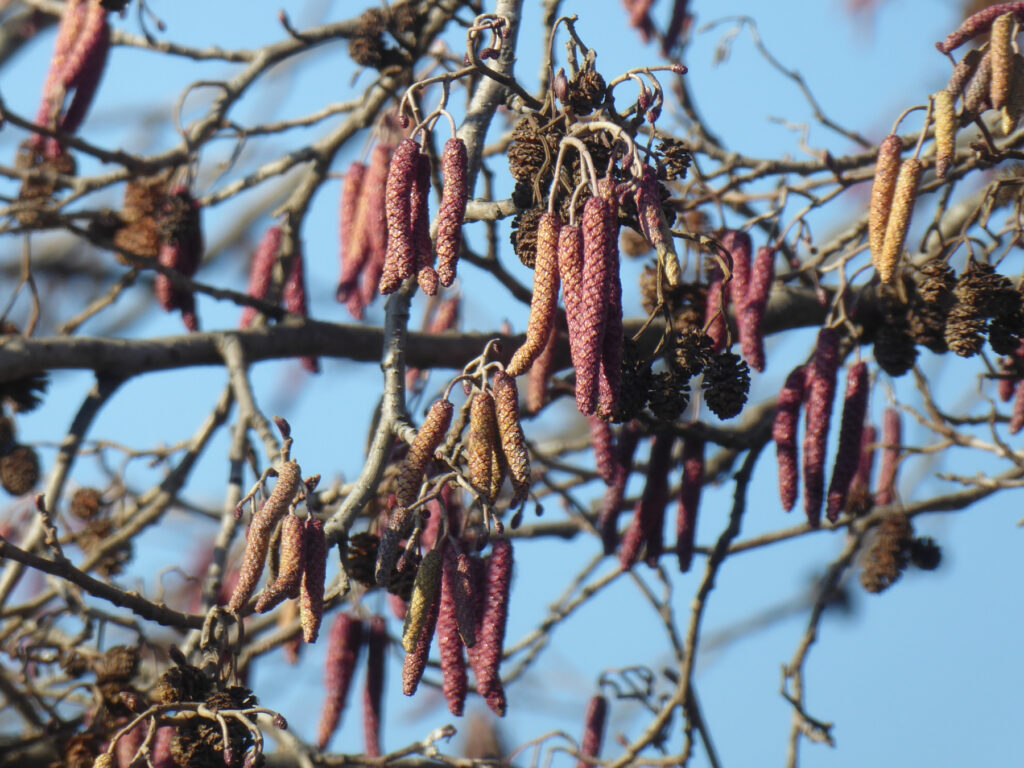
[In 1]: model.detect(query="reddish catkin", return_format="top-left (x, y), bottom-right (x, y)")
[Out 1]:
top-left (878, 158), bottom-right (922, 283)
top-left (439, 547), bottom-right (468, 716)
top-left (380, 138), bottom-right (420, 294)
top-left (228, 460), bottom-right (301, 613)
top-left (589, 415), bottom-right (616, 485)
top-left (635, 166), bottom-right (666, 251)
top-left (403, 548), bottom-right (443, 654)
top-left (494, 371), bottom-right (531, 505)
top-left (401, 575), bottom-right (441, 697)
top-left (55, 1), bottom-right (109, 138)
top-left (240, 226), bottom-right (282, 329)
top-left (935, 3), bottom-right (1024, 54)
top-left (35, 0), bottom-right (89, 132)
top-left (353, 143), bottom-right (393, 316)
top-left (475, 538), bottom-right (513, 716)
top-left (300, 517), bottom-right (328, 643)
top-left (868, 135), bottom-right (903, 271)
top-left (874, 407), bottom-right (902, 507)
top-left (803, 328), bottom-right (840, 527)
top-left (597, 183), bottom-right (623, 421)
top-left (577, 197), bottom-right (614, 414)
top-left (598, 422), bottom-right (641, 555)
top-left (363, 616), bottom-right (386, 757)
top-left (468, 390), bottom-right (498, 504)
top-left (396, 399), bottom-right (454, 508)
top-left (577, 695), bottom-right (609, 768)
top-left (722, 230), bottom-right (752, 311)
top-left (507, 212), bottom-right (562, 376)
top-left (336, 162), bottom-right (368, 305)
top-left (704, 256), bottom-right (730, 353)
top-left (452, 552), bottom-right (478, 648)
top-left (527, 325), bottom-right (559, 414)
top-left (676, 437), bottom-right (704, 573)
top-left (847, 423), bottom-right (878, 510)
top-left (558, 223), bottom-right (590, 398)
top-left (437, 137), bottom-right (469, 287)
top-left (740, 246), bottom-right (775, 372)
top-left (619, 432), bottom-right (674, 571)
top-left (317, 613), bottom-right (364, 751)
top-left (773, 366), bottom-right (806, 512)
top-left (1011, 379), bottom-right (1024, 434)
top-left (284, 250), bottom-right (319, 374)
top-left (825, 362), bottom-right (870, 522)
top-left (411, 152), bottom-right (438, 296)
top-left (254, 513), bottom-right (305, 613)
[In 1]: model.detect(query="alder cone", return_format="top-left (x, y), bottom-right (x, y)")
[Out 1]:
top-left (507, 212), bottom-right (562, 376)
top-left (437, 137), bottom-right (469, 287)
top-left (317, 613), bottom-right (364, 751)
top-left (0, 445), bottom-right (39, 496)
top-left (826, 362), bottom-right (869, 522)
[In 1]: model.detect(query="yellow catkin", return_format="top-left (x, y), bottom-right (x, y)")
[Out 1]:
top-left (933, 91), bottom-right (956, 178)
top-left (869, 135), bottom-right (903, 268)
top-left (468, 391), bottom-right (498, 504)
top-left (990, 12), bottom-right (1015, 111)
top-left (402, 548), bottom-right (443, 653)
top-left (506, 212), bottom-right (561, 377)
top-left (1001, 54), bottom-right (1024, 135)
top-left (493, 370), bottom-right (530, 505)
top-left (395, 399), bottom-right (453, 508)
top-left (878, 158), bottom-right (922, 284)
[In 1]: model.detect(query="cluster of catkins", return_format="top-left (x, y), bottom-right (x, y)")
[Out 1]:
top-left (228, 457), bottom-right (329, 645)
top-left (336, 133), bottom-right (468, 316)
top-left (240, 225), bottom-right (318, 372)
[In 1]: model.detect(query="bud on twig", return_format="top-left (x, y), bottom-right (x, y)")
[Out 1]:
top-left (317, 613), bottom-right (363, 750)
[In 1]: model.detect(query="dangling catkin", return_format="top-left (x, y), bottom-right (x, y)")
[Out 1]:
top-left (704, 257), bottom-right (729, 353)
top-left (254, 513), bottom-right (305, 613)
top-left (284, 249), bottom-right (319, 373)
top-left (990, 12), bottom-right (1015, 110)
top-left (825, 362), bottom-right (869, 522)
top-left (933, 91), bottom-right (956, 179)
top-left (351, 143), bottom-right (393, 317)
top-left (597, 181), bottom-right (623, 421)
top-left (402, 548), bottom-right (443, 653)
top-left (437, 138), bottom-right (469, 287)
top-left (740, 246), bottom-right (775, 372)
top-left (619, 433), bottom-right (673, 571)
top-left (380, 138), bottom-right (419, 294)
top-left (936, 3), bottom-right (1024, 54)
top-left (411, 151), bottom-right (438, 296)
top-left (773, 366), bottom-right (806, 513)
top-left (577, 695), bottom-right (609, 768)
top-left (336, 162), bottom-right (367, 304)
top-left (589, 415), bottom-right (616, 485)
top-left (363, 616), bottom-right (386, 757)
top-left (467, 390), bottom-right (499, 504)
top-left (439, 547), bottom-right (468, 716)
top-left (869, 135), bottom-right (903, 275)
top-left (874, 407), bottom-right (902, 507)
top-left (803, 329), bottom-right (840, 527)
top-left (300, 517), bottom-right (327, 643)
top-left (676, 437), bottom-right (704, 573)
top-left (402, 564), bottom-right (441, 696)
top-left (577, 197), bottom-right (614, 414)
top-left (527, 325), bottom-right (559, 414)
top-left (240, 226), bottom-right (281, 329)
top-left (395, 399), bottom-right (453, 508)
top-left (598, 423), bottom-right (641, 555)
top-left (1001, 54), bottom-right (1024, 134)
top-left (317, 613), bottom-right (363, 750)
top-left (474, 538), bottom-right (513, 716)
top-left (507, 212), bottom-right (562, 376)
top-left (494, 371), bottom-right (531, 505)
top-left (722, 231), bottom-right (752, 311)
top-left (877, 158), bottom-right (921, 284)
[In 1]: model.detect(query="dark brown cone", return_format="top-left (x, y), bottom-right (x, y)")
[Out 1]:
top-left (0, 445), bottom-right (39, 496)
top-left (70, 487), bottom-right (102, 520)
top-left (874, 300), bottom-right (917, 378)
top-left (702, 352), bottom-right (750, 419)
top-left (826, 362), bottom-right (869, 522)
top-left (676, 437), bottom-right (704, 573)
top-left (317, 613), bottom-right (364, 750)
top-left (511, 207), bottom-right (544, 269)
top-left (860, 513), bottom-right (913, 594)
top-left (619, 433), bottom-right (673, 570)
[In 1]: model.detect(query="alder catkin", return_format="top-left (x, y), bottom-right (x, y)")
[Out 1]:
top-left (240, 226), bottom-right (281, 329)
top-left (437, 138), bottom-right (469, 287)
top-left (740, 246), bottom-right (775, 372)
top-left (935, 3), bottom-right (1024, 54)
top-left (363, 616), bottom-right (386, 757)
top-left (507, 212), bottom-right (562, 376)
top-left (452, 552), bottom-right (478, 648)
top-left (317, 613), bottom-right (364, 750)
top-left (1011, 380), bottom-right (1024, 433)
top-left (402, 572), bottom-right (441, 696)
top-left (874, 407), bottom-right (902, 507)
top-left (676, 437), bottom-right (704, 573)
top-left (52, 1), bottom-right (109, 138)
top-left (596, 181), bottom-right (623, 421)
top-left (635, 166), bottom-right (667, 251)
top-left (933, 90), bottom-right (956, 179)
top-left (380, 138), bottom-right (419, 294)
top-left (577, 197), bottom-right (614, 414)
top-left (825, 362), bottom-right (869, 522)
top-left (846, 424), bottom-right (878, 516)
top-left (527, 325), bottom-right (559, 414)
top-left (396, 399), bottom-right (454, 508)
top-left (722, 230), bottom-right (752, 311)
top-left (494, 371), bottom-right (531, 505)
top-left (877, 158), bottom-right (921, 284)
top-left (468, 390), bottom-right (499, 504)
top-left (704, 257), bottom-right (730, 353)
top-left (336, 162), bottom-right (367, 304)
top-left (354, 143), bottom-right (393, 316)
top-left (228, 459), bottom-right (301, 613)
top-left (869, 135), bottom-right (903, 275)
top-left (803, 329), bottom-right (840, 527)
top-left (990, 12), bottom-right (1015, 110)
top-left (474, 538), bottom-right (513, 716)
top-left (619, 433), bottom-right (674, 571)
top-left (773, 366), bottom-right (806, 513)
top-left (402, 548), bottom-right (443, 653)
top-left (411, 151), bottom-right (438, 296)
top-left (300, 517), bottom-right (328, 643)
top-left (598, 423), bottom-right (641, 555)
top-left (439, 547), bottom-right (468, 716)
top-left (577, 695), bottom-right (609, 768)
top-left (254, 513), bottom-right (305, 613)
top-left (589, 416), bottom-right (616, 485)
top-left (284, 250), bottom-right (319, 373)
top-left (964, 50), bottom-right (994, 115)
top-left (1001, 54), bottom-right (1024, 134)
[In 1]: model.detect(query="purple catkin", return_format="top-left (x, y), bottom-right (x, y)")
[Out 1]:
top-left (507, 212), bottom-right (562, 377)
top-left (437, 138), bottom-right (469, 287)
top-left (598, 422), bottom-right (641, 554)
top-left (284, 251), bottom-right (319, 373)
top-left (721, 230), bottom-right (752, 312)
top-left (825, 362), bottom-right (870, 522)
top-left (802, 328), bottom-right (840, 527)
top-left (847, 424), bottom-right (877, 507)
top-left (936, 3), bottom-right (1024, 54)
top-left (352, 143), bottom-right (393, 315)
top-left (676, 437), bottom-right (704, 573)
top-left (474, 539), bottom-right (513, 716)
top-left (336, 162), bottom-right (368, 304)
top-left (704, 256), bottom-right (730, 353)
top-left (115, 720), bottom-right (147, 768)
top-left (401, 578), bottom-right (440, 696)
top-left (56, 2), bottom-right (108, 137)
top-left (740, 246), bottom-right (775, 372)
top-left (151, 726), bottom-right (175, 768)
top-left (363, 616), bottom-right (386, 757)
top-left (300, 517), bottom-right (327, 643)
top-left (589, 415), bottom-right (616, 485)
top-left (773, 366), bottom-right (806, 512)
top-left (662, 0), bottom-right (691, 56)
top-left (411, 152), bottom-right (438, 296)
top-left (396, 399), bottom-right (454, 508)
top-left (452, 552), bottom-right (478, 648)
top-left (596, 184), bottom-right (623, 421)
top-left (559, 223), bottom-right (590, 402)
top-left (527, 325), bottom-right (559, 414)
top-left (439, 547), bottom-right (469, 716)
top-left (1011, 380), bottom-right (1024, 434)
top-left (380, 138), bottom-right (420, 294)
top-left (36, 0), bottom-right (89, 134)
top-left (254, 513), bottom-right (305, 613)
top-left (619, 433), bottom-right (674, 571)
top-left (577, 695), bottom-right (609, 768)
top-left (240, 226), bottom-right (282, 329)
top-left (577, 197), bottom-right (614, 415)
top-left (874, 407), bottom-right (902, 507)
top-left (635, 166), bottom-right (666, 250)
top-left (317, 613), bottom-right (364, 751)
